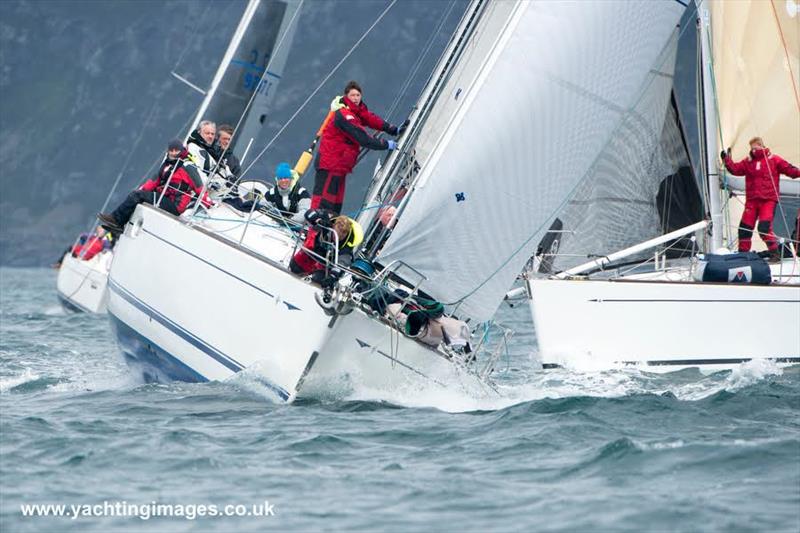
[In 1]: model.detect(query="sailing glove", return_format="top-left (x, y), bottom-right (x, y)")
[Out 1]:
top-left (386, 140), bottom-right (398, 151)
top-left (720, 148), bottom-right (731, 160)
top-left (305, 209), bottom-right (331, 227)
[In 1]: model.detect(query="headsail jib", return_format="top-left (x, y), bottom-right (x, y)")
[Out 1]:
top-left (375, 0), bottom-right (687, 324)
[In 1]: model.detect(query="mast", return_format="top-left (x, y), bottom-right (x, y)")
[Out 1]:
top-left (186, 0), bottom-right (262, 138)
top-left (699, 4), bottom-right (724, 251)
top-left (359, 0), bottom-right (487, 255)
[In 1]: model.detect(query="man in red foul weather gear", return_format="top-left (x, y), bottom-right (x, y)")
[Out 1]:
top-left (721, 137), bottom-right (800, 255)
top-left (313, 80), bottom-right (402, 215)
top-left (98, 139), bottom-right (212, 233)
top-left (70, 227), bottom-right (112, 261)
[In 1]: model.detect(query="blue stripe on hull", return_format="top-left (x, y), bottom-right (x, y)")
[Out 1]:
top-left (107, 280), bottom-right (292, 401)
top-left (109, 313), bottom-right (209, 384)
top-left (57, 293), bottom-right (90, 314)
top-left (108, 280), bottom-right (246, 373)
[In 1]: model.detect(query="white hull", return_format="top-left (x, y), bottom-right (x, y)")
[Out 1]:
top-left (107, 205), bottom-right (492, 402)
top-left (527, 275), bottom-right (800, 372)
top-left (56, 251), bottom-right (111, 313)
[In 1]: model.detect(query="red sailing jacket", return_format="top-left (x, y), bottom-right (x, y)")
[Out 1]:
top-left (71, 236), bottom-right (105, 261)
top-left (316, 96), bottom-right (391, 176)
top-left (723, 148), bottom-right (800, 201)
top-left (139, 150), bottom-right (211, 212)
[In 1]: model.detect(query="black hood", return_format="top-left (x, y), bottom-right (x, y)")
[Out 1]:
top-left (188, 129), bottom-right (221, 158)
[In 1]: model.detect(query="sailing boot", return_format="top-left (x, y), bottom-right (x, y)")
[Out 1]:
top-left (767, 249), bottom-right (783, 263)
top-left (97, 213), bottom-right (123, 233)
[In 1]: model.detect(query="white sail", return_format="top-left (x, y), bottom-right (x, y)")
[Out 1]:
top-left (710, 0), bottom-right (799, 165)
top-left (547, 30), bottom-right (700, 271)
top-left (377, 0), bottom-right (686, 323)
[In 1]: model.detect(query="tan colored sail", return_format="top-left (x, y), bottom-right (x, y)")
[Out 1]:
top-left (710, 0), bottom-right (799, 163)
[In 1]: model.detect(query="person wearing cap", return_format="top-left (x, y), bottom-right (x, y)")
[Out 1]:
top-left (313, 80), bottom-right (404, 216)
top-left (98, 139), bottom-right (212, 233)
top-left (262, 162), bottom-right (310, 224)
top-left (721, 137), bottom-right (800, 258)
top-left (289, 213), bottom-right (363, 283)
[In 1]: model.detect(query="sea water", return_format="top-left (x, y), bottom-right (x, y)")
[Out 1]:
top-left (1, 267), bottom-right (798, 531)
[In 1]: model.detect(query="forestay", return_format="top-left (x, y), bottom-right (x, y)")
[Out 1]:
top-left (377, 0), bottom-right (686, 323)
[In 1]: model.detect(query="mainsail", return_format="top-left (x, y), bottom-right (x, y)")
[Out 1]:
top-left (376, 0), bottom-right (686, 323)
top-left (188, 0), bottom-right (301, 159)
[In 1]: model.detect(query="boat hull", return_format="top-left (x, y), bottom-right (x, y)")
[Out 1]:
top-left (107, 205), bottom-right (488, 402)
top-left (528, 277), bottom-right (800, 371)
top-left (56, 252), bottom-right (111, 313)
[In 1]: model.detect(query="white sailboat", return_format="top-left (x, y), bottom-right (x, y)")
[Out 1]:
top-left (520, 0), bottom-right (800, 371)
top-left (106, 0), bottom-right (684, 401)
top-left (54, 0), bottom-right (295, 313)
top-left (56, 246), bottom-right (113, 313)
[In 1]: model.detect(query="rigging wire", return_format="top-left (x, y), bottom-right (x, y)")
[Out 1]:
top-left (186, 0), bottom-right (306, 216)
top-left (384, 0), bottom-right (459, 122)
top-left (236, 0), bottom-right (399, 181)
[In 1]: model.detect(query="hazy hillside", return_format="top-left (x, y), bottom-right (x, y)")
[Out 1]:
top-left (0, 0), bottom-right (465, 265)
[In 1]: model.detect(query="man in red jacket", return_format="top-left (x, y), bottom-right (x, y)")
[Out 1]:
top-left (722, 137), bottom-right (800, 255)
top-left (98, 139), bottom-right (212, 233)
top-left (313, 80), bottom-right (402, 215)
top-left (70, 226), bottom-right (112, 261)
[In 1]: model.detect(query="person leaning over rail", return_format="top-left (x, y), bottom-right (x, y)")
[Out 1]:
top-left (721, 136), bottom-right (800, 260)
top-left (312, 80), bottom-right (404, 215)
top-left (261, 162), bottom-right (310, 224)
top-left (289, 211), bottom-right (363, 287)
top-left (98, 139), bottom-right (212, 234)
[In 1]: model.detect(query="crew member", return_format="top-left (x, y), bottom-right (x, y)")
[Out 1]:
top-left (263, 162), bottom-right (310, 223)
top-left (722, 137), bottom-right (800, 258)
top-left (98, 139), bottom-right (211, 233)
top-left (313, 80), bottom-right (403, 215)
top-left (289, 211), bottom-right (363, 284)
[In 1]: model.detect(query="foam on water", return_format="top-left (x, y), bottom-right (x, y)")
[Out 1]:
top-left (2, 268), bottom-right (798, 532)
top-left (0, 368), bottom-right (41, 393)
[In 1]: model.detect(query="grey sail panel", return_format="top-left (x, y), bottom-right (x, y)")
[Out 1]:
top-left (203, 0), bottom-right (300, 159)
top-left (377, 0), bottom-right (687, 324)
top-left (548, 29), bottom-right (704, 271)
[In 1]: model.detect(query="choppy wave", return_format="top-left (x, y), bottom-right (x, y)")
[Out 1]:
top-left (1, 268), bottom-right (798, 532)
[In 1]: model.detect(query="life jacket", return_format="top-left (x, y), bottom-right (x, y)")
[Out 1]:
top-left (71, 235), bottom-right (105, 261)
top-left (266, 182), bottom-right (309, 216)
top-left (316, 96), bottom-right (388, 175)
top-left (723, 148), bottom-right (800, 201)
top-left (141, 150), bottom-right (209, 213)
